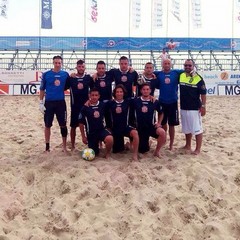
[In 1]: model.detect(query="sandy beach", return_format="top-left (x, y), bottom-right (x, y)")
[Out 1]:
top-left (0, 95), bottom-right (240, 240)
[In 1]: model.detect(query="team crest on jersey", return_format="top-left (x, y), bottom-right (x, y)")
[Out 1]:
top-left (100, 80), bottom-right (106, 87)
top-left (54, 79), bottom-right (60, 86)
top-left (93, 110), bottom-right (100, 118)
top-left (165, 77), bottom-right (170, 84)
top-left (142, 106), bottom-right (148, 113)
top-left (77, 83), bottom-right (84, 89)
top-left (116, 106), bottom-right (122, 113)
top-left (121, 75), bottom-right (128, 82)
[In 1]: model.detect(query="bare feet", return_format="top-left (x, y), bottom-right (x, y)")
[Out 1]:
top-left (132, 154), bottom-right (139, 161)
top-left (191, 150), bottom-right (200, 155)
top-left (153, 150), bottom-right (161, 158)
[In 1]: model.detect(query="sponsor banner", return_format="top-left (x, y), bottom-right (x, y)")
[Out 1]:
top-left (88, 0), bottom-right (98, 23)
top-left (0, 70), bottom-right (42, 84)
top-left (199, 71), bottom-right (240, 85)
top-left (218, 84), bottom-right (240, 96)
top-left (152, 0), bottom-right (163, 29)
top-left (13, 84), bottom-right (40, 95)
top-left (171, 0), bottom-right (181, 22)
top-left (0, 0), bottom-right (8, 18)
top-left (132, 0), bottom-right (141, 29)
top-left (191, 0), bottom-right (201, 28)
top-left (41, 0), bottom-right (52, 29)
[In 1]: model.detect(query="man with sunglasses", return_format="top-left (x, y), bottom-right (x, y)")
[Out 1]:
top-left (179, 59), bottom-right (207, 155)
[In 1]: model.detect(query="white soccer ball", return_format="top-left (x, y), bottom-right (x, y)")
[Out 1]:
top-left (137, 74), bottom-right (146, 85)
top-left (81, 148), bottom-right (95, 161)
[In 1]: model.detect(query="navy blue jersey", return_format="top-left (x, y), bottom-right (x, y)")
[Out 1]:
top-left (109, 68), bottom-right (138, 98)
top-left (91, 72), bottom-right (114, 102)
top-left (79, 101), bottom-right (106, 135)
top-left (40, 70), bottom-right (69, 101)
top-left (137, 75), bottom-right (158, 96)
top-left (66, 74), bottom-right (93, 107)
top-left (105, 99), bottom-right (133, 132)
top-left (133, 97), bottom-right (163, 129)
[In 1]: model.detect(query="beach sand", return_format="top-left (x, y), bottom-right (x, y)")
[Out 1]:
top-left (0, 95), bottom-right (240, 240)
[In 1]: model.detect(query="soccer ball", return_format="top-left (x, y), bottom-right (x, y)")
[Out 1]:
top-left (137, 74), bottom-right (146, 85)
top-left (82, 148), bottom-right (95, 161)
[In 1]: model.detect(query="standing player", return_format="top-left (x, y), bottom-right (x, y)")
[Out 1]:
top-left (91, 60), bottom-right (114, 102)
top-left (39, 55), bottom-right (69, 152)
top-left (154, 59), bottom-right (183, 150)
top-left (137, 62), bottom-right (158, 97)
top-left (79, 88), bottom-right (113, 159)
top-left (132, 83), bottom-right (166, 157)
top-left (109, 56), bottom-right (139, 99)
top-left (179, 59), bottom-right (206, 155)
top-left (106, 84), bottom-right (139, 161)
top-left (65, 59), bottom-right (93, 151)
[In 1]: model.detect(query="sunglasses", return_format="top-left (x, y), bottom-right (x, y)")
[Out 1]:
top-left (184, 64), bottom-right (192, 67)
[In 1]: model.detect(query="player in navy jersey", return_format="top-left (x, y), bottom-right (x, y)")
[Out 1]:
top-left (105, 84), bottom-right (139, 161)
top-left (137, 62), bottom-right (158, 97)
top-left (109, 56), bottom-right (138, 99)
top-left (39, 55), bottom-right (69, 152)
top-left (91, 60), bottom-right (114, 102)
top-left (132, 83), bottom-right (166, 157)
top-left (65, 59), bottom-right (93, 150)
top-left (79, 88), bottom-right (113, 159)
top-left (154, 59), bottom-right (184, 150)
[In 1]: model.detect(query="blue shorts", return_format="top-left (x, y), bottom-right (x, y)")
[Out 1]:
top-left (112, 125), bottom-right (135, 153)
top-left (44, 100), bottom-right (67, 128)
top-left (161, 101), bottom-right (179, 126)
top-left (87, 129), bottom-right (112, 155)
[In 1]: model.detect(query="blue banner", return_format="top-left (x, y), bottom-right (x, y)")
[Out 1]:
top-left (41, 0), bottom-right (52, 29)
top-left (0, 36), bottom-right (238, 51)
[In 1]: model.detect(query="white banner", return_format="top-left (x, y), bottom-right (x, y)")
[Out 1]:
top-left (171, 0), bottom-right (181, 22)
top-left (0, 70), bottom-right (42, 84)
top-left (191, 0), bottom-right (201, 28)
top-left (0, 0), bottom-right (8, 18)
top-left (152, 0), bottom-right (163, 29)
top-left (132, 0), bottom-right (141, 29)
top-left (88, 0), bottom-right (98, 23)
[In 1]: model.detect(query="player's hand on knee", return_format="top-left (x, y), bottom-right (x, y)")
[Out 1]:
top-left (39, 100), bottom-right (46, 114)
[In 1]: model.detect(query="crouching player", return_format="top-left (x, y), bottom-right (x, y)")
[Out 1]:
top-left (79, 88), bottom-right (113, 159)
top-left (132, 83), bottom-right (166, 157)
top-left (105, 84), bottom-right (139, 161)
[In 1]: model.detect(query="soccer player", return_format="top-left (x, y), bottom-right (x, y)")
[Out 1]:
top-left (137, 62), bottom-right (158, 97)
top-left (132, 83), bottom-right (166, 157)
top-left (65, 59), bottom-right (93, 150)
top-left (105, 84), bottom-right (139, 161)
top-left (79, 88), bottom-right (113, 159)
top-left (109, 56), bottom-right (138, 99)
top-left (39, 55), bottom-right (69, 152)
top-left (179, 59), bottom-right (207, 155)
top-left (154, 59), bottom-right (183, 150)
top-left (91, 60), bottom-right (114, 102)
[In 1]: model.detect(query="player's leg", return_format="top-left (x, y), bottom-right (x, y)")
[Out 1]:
top-left (153, 127), bottom-right (166, 157)
top-left (56, 100), bottom-right (68, 152)
top-left (128, 127), bottom-right (139, 161)
top-left (44, 101), bottom-right (54, 152)
top-left (101, 129), bottom-right (113, 159)
top-left (168, 102), bottom-right (180, 150)
top-left (70, 107), bottom-right (80, 151)
top-left (180, 110), bottom-right (192, 151)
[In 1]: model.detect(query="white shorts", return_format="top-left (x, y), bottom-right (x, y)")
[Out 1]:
top-left (180, 110), bottom-right (203, 135)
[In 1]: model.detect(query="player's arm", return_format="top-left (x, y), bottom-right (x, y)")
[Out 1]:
top-left (200, 94), bottom-right (206, 116)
